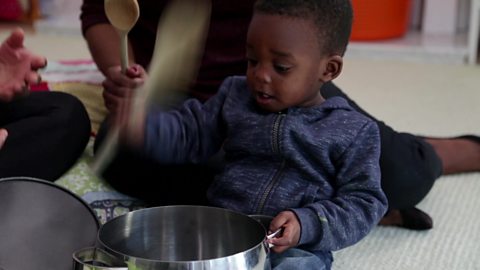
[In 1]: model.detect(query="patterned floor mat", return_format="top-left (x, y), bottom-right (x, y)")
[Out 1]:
top-left (55, 139), bottom-right (147, 224)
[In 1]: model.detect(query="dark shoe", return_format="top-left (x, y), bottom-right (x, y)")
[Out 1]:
top-left (379, 207), bottom-right (433, 230)
top-left (398, 207), bottom-right (433, 230)
top-left (455, 135), bottom-right (480, 145)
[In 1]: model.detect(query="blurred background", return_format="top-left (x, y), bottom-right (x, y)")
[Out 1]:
top-left (0, 0), bottom-right (478, 64)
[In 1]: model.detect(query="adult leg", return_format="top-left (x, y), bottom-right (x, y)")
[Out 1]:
top-left (94, 117), bottom-right (214, 206)
top-left (321, 84), bottom-right (480, 176)
top-left (321, 82), bottom-right (442, 230)
top-left (0, 91), bottom-right (91, 181)
top-left (425, 136), bottom-right (480, 174)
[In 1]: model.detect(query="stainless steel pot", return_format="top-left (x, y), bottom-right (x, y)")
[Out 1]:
top-left (249, 215), bottom-right (275, 232)
top-left (73, 205), bottom-right (279, 270)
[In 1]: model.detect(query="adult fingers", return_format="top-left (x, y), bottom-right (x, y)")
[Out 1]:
top-left (31, 55), bottom-right (47, 70)
top-left (126, 64), bottom-right (148, 80)
top-left (0, 83), bottom-right (27, 102)
top-left (0, 128), bottom-right (8, 150)
top-left (102, 79), bottom-right (136, 98)
top-left (103, 90), bottom-right (123, 114)
top-left (106, 66), bottom-right (143, 89)
top-left (5, 28), bottom-right (25, 49)
top-left (24, 71), bottom-right (42, 85)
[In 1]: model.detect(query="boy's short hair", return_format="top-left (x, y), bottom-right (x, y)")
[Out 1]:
top-left (254, 0), bottom-right (353, 56)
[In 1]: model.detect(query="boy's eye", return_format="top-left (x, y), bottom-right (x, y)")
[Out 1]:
top-left (274, 64), bottom-right (291, 73)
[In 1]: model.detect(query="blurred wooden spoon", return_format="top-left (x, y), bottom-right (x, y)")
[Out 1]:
top-left (91, 0), bottom-right (211, 176)
top-left (104, 0), bottom-right (140, 73)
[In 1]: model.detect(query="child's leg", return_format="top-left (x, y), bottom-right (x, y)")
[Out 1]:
top-left (270, 248), bottom-right (332, 270)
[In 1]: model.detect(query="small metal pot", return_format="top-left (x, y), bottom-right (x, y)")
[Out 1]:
top-left (73, 205), bottom-right (279, 270)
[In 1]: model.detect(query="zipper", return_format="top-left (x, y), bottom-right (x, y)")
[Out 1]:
top-left (256, 113), bottom-right (286, 214)
top-left (271, 112), bottom-right (285, 154)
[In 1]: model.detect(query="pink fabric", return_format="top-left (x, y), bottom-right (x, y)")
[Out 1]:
top-left (30, 82), bottom-right (49, 92)
top-left (0, 0), bottom-right (23, 21)
top-left (29, 59), bottom-right (103, 92)
top-left (41, 59), bottom-right (104, 86)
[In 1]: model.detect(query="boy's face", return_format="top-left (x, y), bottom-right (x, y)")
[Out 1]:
top-left (246, 13), bottom-right (338, 113)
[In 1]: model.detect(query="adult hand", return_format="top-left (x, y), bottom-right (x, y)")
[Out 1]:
top-left (0, 129), bottom-right (8, 150)
top-left (102, 64), bottom-right (147, 114)
top-left (268, 210), bottom-right (301, 253)
top-left (0, 28), bottom-right (47, 102)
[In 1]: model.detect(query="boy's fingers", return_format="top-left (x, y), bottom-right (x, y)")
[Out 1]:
top-left (269, 239), bottom-right (289, 253)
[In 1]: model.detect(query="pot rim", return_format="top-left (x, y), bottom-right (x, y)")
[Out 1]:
top-left (97, 205), bottom-right (270, 263)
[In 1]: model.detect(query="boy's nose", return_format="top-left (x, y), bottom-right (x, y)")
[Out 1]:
top-left (254, 66), bottom-right (272, 84)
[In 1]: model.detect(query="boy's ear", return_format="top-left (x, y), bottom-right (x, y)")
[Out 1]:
top-left (319, 55), bottom-right (343, 82)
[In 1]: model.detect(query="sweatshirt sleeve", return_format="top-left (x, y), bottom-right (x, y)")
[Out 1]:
top-left (142, 78), bottom-right (234, 164)
top-left (291, 121), bottom-right (388, 251)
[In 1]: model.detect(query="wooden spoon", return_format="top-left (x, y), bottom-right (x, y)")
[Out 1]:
top-left (90, 0), bottom-right (211, 176)
top-left (104, 0), bottom-right (140, 73)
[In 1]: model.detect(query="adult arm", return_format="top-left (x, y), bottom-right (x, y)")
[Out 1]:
top-left (81, 0), bottom-right (136, 75)
top-left (81, 0), bottom-right (144, 113)
top-left (85, 24), bottom-right (145, 113)
top-left (0, 28), bottom-right (47, 149)
top-left (84, 24), bottom-right (131, 76)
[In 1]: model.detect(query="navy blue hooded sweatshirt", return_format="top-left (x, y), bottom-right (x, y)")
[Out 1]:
top-left (144, 76), bottom-right (387, 257)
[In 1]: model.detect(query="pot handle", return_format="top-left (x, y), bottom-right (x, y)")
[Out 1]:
top-left (248, 214), bottom-right (283, 249)
top-left (72, 247), bottom-right (128, 270)
top-left (266, 228), bottom-right (283, 248)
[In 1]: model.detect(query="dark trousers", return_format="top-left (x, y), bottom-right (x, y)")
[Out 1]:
top-left (0, 91), bottom-right (91, 181)
top-left (95, 82), bottom-right (442, 209)
top-left (321, 82), bottom-right (442, 209)
top-left (95, 124), bottom-right (214, 206)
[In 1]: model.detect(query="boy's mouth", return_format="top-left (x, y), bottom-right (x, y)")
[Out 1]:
top-left (255, 91), bottom-right (274, 103)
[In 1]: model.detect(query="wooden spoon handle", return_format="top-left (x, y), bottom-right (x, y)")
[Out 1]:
top-left (119, 31), bottom-right (129, 74)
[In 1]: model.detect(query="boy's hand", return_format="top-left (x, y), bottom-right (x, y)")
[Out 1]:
top-left (102, 64), bottom-right (147, 114)
top-left (268, 210), bottom-right (301, 253)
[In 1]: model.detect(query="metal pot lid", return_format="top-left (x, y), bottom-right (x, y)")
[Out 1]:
top-left (0, 177), bottom-right (99, 270)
